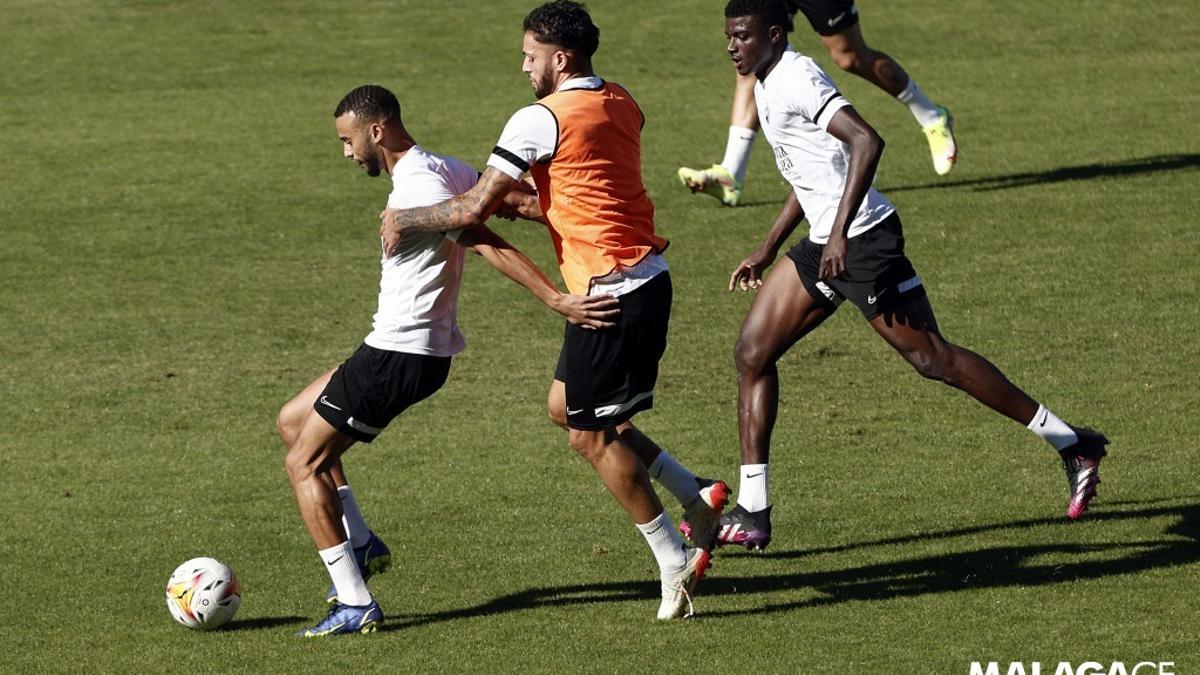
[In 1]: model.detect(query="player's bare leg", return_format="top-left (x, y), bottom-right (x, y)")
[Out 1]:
top-left (723, 262), bottom-right (833, 550)
top-left (730, 71), bottom-right (759, 128)
top-left (278, 369), bottom-right (391, 605)
top-left (821, 25), bottom-right (956, 174)
top-left (867, 296), bottom-right (1037, 423)
top-left (567, 426), bottom-right (709, 618)
top-left (549, 379), bottom-right (729, 544)
top-left (869, 295), bottom-right (1109, 518)
top-left (285, 415), bottom-right (355, 550)
top-left (568, 427), bottom-right (664, 523)
top-left (735, 262), bottom-right (832, 466)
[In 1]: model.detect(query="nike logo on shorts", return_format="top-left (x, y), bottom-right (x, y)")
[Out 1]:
top-left (319, 395), bottom-right (342, 411)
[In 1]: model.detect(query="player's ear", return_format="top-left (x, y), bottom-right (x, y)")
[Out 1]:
top-left (369, 122), bottom-right (384, 143)
top-left (553, 49), bottom-right (570, 73)
top-left (769, 24), bottom-right (784, 44)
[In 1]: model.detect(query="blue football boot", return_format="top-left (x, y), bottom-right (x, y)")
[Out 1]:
top-left (298, 600), bottom-right (383, 637)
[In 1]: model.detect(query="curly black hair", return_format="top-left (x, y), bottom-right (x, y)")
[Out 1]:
top-left (724, 0), bottom-right (792, 33)
top-left (523, 1), bottom-right (600, 58)
top-left (333, 84), bottom-right (401, 124)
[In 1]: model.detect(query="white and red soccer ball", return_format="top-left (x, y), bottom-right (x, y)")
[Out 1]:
top-left (165, 557), bottom-right (241, 630)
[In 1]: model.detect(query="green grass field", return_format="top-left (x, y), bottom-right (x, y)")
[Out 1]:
top-left (2, 0), bottom-right (1198, 672)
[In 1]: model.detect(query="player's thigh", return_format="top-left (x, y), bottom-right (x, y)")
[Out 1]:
top-left (867, 293), bottom-right (945, 358)
top-left (278, 366), bottom-right (338, 441)
top-left (547, 378), bottom-right (567, 428)
top-left (736, 257), bottom-right (834, 368)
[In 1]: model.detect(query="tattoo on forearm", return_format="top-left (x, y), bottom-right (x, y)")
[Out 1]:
top-left (389, 169), bottom-right (513, 233)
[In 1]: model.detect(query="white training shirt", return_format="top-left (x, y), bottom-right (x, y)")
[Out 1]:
top-left (362, 145), bottom-right (474, 357)
top-left (485, 76), bottom-right (667, 297)
top-left (754, 46), bottom-right (895, 244)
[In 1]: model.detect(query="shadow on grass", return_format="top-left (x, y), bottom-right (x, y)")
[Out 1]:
top-left (880, 153), bottom-right (1200, 193)
top-left (380, 497), bottom-right (1200, 629)
top-left (221, 615), bottom-right (308, 632)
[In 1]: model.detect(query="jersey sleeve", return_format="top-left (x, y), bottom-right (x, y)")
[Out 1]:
top-left (387, 166), bottom-right (467, 242)
top-left (793, 69), bottom-right (851, 132)
top-left (486, 104), bottom-right (558, 179)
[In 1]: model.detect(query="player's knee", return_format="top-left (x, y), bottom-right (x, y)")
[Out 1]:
top-left (734, 335), bottom-right (770, 376)
top-left (907, 345), bottom-right (952, 383)
top-left (275, 406), bottom-right (297, 447)
top-left (282, 447), bottom-right (310, 483)
top-left (283, 443), bottom-right (325, 484)
top-left (567, 428), bottom-right (603, 460)
top-left (830, 48), bottom-right (864, 74)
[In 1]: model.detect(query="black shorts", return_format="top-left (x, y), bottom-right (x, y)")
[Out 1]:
top-left (786, 0), bottom-right (859, 36)
top-left (313, 343), bottom-right (451, 443)
top-left (786, 212), bottom-right (926, 320)
top-left (554, 271), bottom-right (671, 431)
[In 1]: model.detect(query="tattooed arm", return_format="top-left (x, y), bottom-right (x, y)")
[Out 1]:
top-left (379, 167), bottom-right (517, 256)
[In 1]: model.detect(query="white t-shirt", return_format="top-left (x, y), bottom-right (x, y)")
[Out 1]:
top-left (754, 47), bottom-right (895, 244)
top-left (363, 145), bottom-right (475, 357)
top-left (485, 76), bottom-right (667, 297)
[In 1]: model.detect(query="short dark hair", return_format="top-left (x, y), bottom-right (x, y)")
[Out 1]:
top-left (724, 0), bottom-right (792, 33)
top-left (333, 84), bottom-right (401, 124)
top-left (523, 1), bottom-right (600, 59)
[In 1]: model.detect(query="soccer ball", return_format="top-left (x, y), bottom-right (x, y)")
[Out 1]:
top-left (165, 557), bottom-right (241, 630)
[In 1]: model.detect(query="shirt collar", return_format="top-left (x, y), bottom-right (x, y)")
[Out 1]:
top-left (557, 75), bottom-right (604, 92)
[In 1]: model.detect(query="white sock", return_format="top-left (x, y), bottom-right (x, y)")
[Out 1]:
top-left (635, 511), bottom-right (687, 572)
top-left (720, 125), bottom-right (756, 185)
top-left (895, 77), bottom-right (943, 127)
top-left (319, 541), bottom-right (372, 606)
top-left (1027, 404), bottom-right (1079, 452)
top-left (337, 485), bottom-right (371, 548)
top-left (736, 463), bottom-right (770, 512)
top-left (647, 450), bottom-right (700, 507)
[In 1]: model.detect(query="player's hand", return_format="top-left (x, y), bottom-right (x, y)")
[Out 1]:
top-left (553, 293), bottom-right (620, 330)
top-left (378, 209), bottom-right (406, 257)
top-left (729, 248), bottom-right (775, 291)
top-left (493, 203), bottom-right (520, 221)
top-left (818, 234), bottom-right (847, 281)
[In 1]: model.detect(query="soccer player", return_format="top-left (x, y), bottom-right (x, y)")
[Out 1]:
top-left (678, 0), bottom-right (956, 206)
top-left (378, 1), bottom-right (729, 620)
top-left (278, 84), bottom-right (619, 637)
top-left (710, 0), bottom-right (1106, 550)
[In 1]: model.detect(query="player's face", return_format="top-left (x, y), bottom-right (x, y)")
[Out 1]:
top-left (335, 112), bottom-right (384, 177)
top-left (725, 15), bottom-right (780, 78)
top-left (522, 32), bottom-right (559, 99)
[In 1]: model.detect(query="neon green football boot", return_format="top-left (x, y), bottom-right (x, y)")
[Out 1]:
top-left (677, 163), bottom-right (744, 207)
top-left (923, 105), bottom-right (958, 176)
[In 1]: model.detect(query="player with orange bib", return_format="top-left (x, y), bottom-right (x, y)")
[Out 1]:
top-left (378, 1), bottom-right (729, 620)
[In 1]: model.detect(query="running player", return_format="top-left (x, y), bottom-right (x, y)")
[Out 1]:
top-left (679, 0), bottom-right (956, 206)
top-left (279, 84), bottom-right (618, 637)
top-left (378, 1), bottom-right (729, 620)
top-left (705, 0), bottom-right (1106, 550)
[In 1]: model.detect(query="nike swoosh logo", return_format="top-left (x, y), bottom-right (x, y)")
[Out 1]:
top-left (567, 408), bottom-right (584, 415)
top-left (1039, 410), bottom-right (1049, 428)
top-left (827, 12), bottom-right (846, 26)
top-left (319, 396), bottom-right (342, 411)
top-left (745, 472), bottom-right (764, 478)
top-left (325, 555), bottom-right (344, 566)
